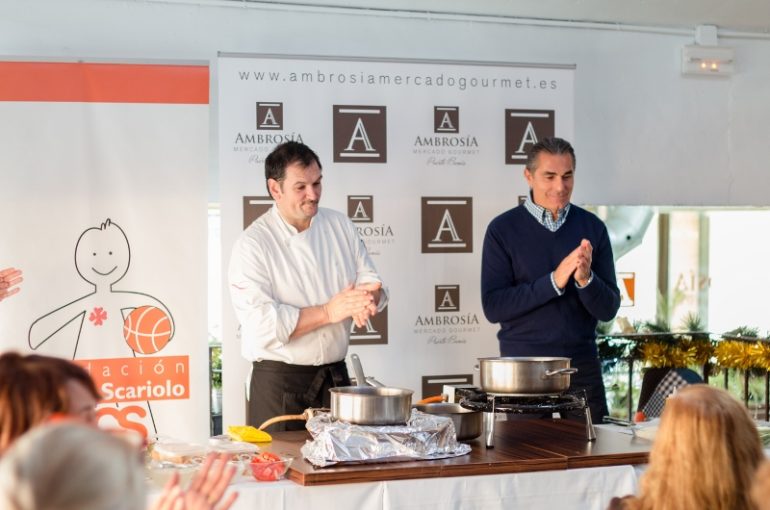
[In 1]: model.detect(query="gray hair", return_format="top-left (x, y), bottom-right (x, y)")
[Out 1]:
top-left (0, 423), bottom-right (145, 510)
top-left (525, 137), bottom-right (576, 172)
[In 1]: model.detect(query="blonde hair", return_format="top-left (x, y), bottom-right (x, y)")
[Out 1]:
top-left (752, 460), bottom-right (770, 510)
top-left (619, 385), bottom-right (763, 510)
top-left (0, 423), bottom-right (145, 510)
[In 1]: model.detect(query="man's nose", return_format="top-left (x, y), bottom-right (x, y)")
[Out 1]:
top-left (306, 187), bottom-right (319, 200)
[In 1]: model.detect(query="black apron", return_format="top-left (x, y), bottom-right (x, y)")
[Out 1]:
top-left (248, 359), bottom-right (350, 431)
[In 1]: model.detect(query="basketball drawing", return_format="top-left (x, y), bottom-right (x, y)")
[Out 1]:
top-left (123, 306), bottom-right (172, 354)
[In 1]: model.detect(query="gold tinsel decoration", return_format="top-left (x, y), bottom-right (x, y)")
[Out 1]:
top-left (681, 339), bottom-right (713, 366)
top-left (638, 338), bottom-right (714, 368)
top-left (713, 341), bottom-right (756, 370)
top-left (640, 342), bottom-right (675, 368)
top-left (748, 342), bottom-right (770, 371)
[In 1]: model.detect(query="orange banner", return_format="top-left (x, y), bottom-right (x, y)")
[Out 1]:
top-left (75, 356), bottom-right (190, 404)
top-left (0, 62), bottom-right (209, 103)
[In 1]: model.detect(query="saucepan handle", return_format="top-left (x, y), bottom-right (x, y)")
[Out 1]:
top-left (543, 367), bottom-right (578, 378)
top-left (365, 376), bottom-right (386, 387)
top-left (350, 353), bottom-right (367, 387)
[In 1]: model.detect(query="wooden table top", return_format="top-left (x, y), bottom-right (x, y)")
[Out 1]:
top-left (265, 418), bottom-right (652, 486)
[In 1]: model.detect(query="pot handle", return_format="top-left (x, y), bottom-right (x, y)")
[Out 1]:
top-left (416, 395), bottom-right (446, 405)
top-left (258, 407), bottom-right (326, 430)
top-left (350, 353), bottom-right (367, 386)
top-left (543, 367), bottom-right (578, 378)
top-left (365, 376), bottom-right (386, 387)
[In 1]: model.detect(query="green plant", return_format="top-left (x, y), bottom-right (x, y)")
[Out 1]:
top-left (680, 312), bottom-right (704, 332)
top-left (723, 325), bottom-right (760, 339)
top-left (210, 345), bottom-right (222, 389)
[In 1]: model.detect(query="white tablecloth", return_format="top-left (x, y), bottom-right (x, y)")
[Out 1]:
top-left (219, 464), bottom-right (639, 510)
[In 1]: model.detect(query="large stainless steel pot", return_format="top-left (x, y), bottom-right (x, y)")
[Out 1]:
top-left (414, 402), bottom-right (482, 441)
top-left (330, 386), bottom-right (413, 425)
top-left (477, 357), bottom-right (577, 395)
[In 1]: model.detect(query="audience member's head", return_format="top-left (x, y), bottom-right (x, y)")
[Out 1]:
top-left (0, 352), bottom-right (100, 453)
top-left (611, 384), bottom-right (763, 510)
top-left (26, 354), bottom-right (100, 424)
top-left (751, 460), bottom-right (770, 510)
top-left (0, 352), bottom-right (66, 452)
top-left (0, 422), bottom-right (144, 510)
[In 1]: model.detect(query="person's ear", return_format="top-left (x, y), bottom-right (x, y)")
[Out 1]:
top-left (267, 179), bottom-right (281, 200)
top-left (524, 168), bottom-right (534, 186)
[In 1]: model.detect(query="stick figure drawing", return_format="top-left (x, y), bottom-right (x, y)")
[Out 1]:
top-left (28, 219), bottom-right (176, 436)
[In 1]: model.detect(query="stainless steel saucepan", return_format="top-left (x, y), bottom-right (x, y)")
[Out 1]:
top-left (413, 402), bottom-right (482, 441)
top-left (330, 354), bottom-right (414, 425)
top-left (476, 356), bottom-right (578, 395)
top-left (330, 386), bottom-right (413, 425)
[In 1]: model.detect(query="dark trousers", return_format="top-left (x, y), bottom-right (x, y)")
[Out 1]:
top-left (248, 359), bottom-right (350, 431)
top-left (565, 356), bottom-right (609, 421)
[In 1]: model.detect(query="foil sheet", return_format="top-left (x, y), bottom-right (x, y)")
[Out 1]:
top-left (301, 409), bottom-right (471, 467)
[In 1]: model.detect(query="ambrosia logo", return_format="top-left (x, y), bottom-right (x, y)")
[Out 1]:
top-left (350, 305), bottom-right (388, 345)
top-left (435, 285), bottom-right (460, 312)
top-left (256, 102), bottom-right (283, 130)
top-left (434, 106), bottom-right (459, 133)
top-left (505, 109), bottom-right (555, 165)
top-left (421, 197), bottom-right (473, 254)
top-left (232, 101), bottom-right (304, 165)
top-left (347, 195), bottom-right (395, 255)
top-left (242, 196), bottom-right (273, 229)
top-left (414, 285), bottom-right (479, 342)
top-left (414, 106), bottom-right (479, 165)
top-left (348, 195), bottom-right (373, 223)
top-left (333, 105), bottom-right (387, 163)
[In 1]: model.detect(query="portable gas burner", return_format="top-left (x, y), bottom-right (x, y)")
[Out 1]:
top-left (459, 390), bottom-right (596, 448)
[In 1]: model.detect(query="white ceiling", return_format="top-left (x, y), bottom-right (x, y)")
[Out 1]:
top-left (247, 0), bottom-right (770, 34)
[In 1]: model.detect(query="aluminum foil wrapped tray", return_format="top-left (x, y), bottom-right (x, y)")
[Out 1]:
top-left (301, 409), bottom-right (471, 467)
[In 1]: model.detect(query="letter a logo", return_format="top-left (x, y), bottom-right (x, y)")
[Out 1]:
top-left (333, 105), bottom-right (387, 163)
top-left (347, 195), bottom-right (373, 223)
top-left (256, 102), bottom-right (283, 130)
top-left (345, 118), bottom-right (375, 153)
top-left (434, 106), bottom-right (459, 133)
top-left (421, 197), bottom-right (472, 253)
top-left (432, 210), bottom-right (462, 243)
top-left (435, 285), bottom-right (460, 312)
top-left (504, 109), bottom-right (554, 165)
top-left (350, 305), bottom-right (389, 345)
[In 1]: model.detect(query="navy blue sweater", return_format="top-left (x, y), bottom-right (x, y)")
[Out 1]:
top-left (481, 205), bottom-right (620, 360)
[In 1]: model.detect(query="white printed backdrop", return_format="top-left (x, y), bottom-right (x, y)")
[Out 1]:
top-left (219, 54), bottom-right (574, 426)
top-left (0, 62), bottom-right (210, 442)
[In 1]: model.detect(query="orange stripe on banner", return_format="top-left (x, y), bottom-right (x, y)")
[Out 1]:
top-left (0, 62), bottom-right (209, 104)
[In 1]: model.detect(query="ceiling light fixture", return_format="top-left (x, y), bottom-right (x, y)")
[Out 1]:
top-left (681, 25), bottom-right (734, 76)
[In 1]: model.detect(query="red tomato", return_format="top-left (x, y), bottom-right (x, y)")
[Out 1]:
top-left (258, 452), bottom-right (281, 463)
top-left (249, 452), bottom-right (286, 481)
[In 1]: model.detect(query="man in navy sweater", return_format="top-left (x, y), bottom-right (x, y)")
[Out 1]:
top-left (481, 137), bottom-right (620, 420)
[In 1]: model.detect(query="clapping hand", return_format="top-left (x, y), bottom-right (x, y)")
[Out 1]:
top-left (324, 284), bottom-right (378, 327)
top-left (151, 453), bottom-right (238, 510)
top-left (574, 239), bottom-right (593, 286)
top-left (351, 282), bottom-right (382, 328)
top-left (553, 240), bottom-right (593, 289)
top-left (0, 267), bottom-right (22, 302)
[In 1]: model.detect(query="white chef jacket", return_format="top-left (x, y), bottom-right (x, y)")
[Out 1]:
top-left (228, 205), bottom-right (388, 365)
